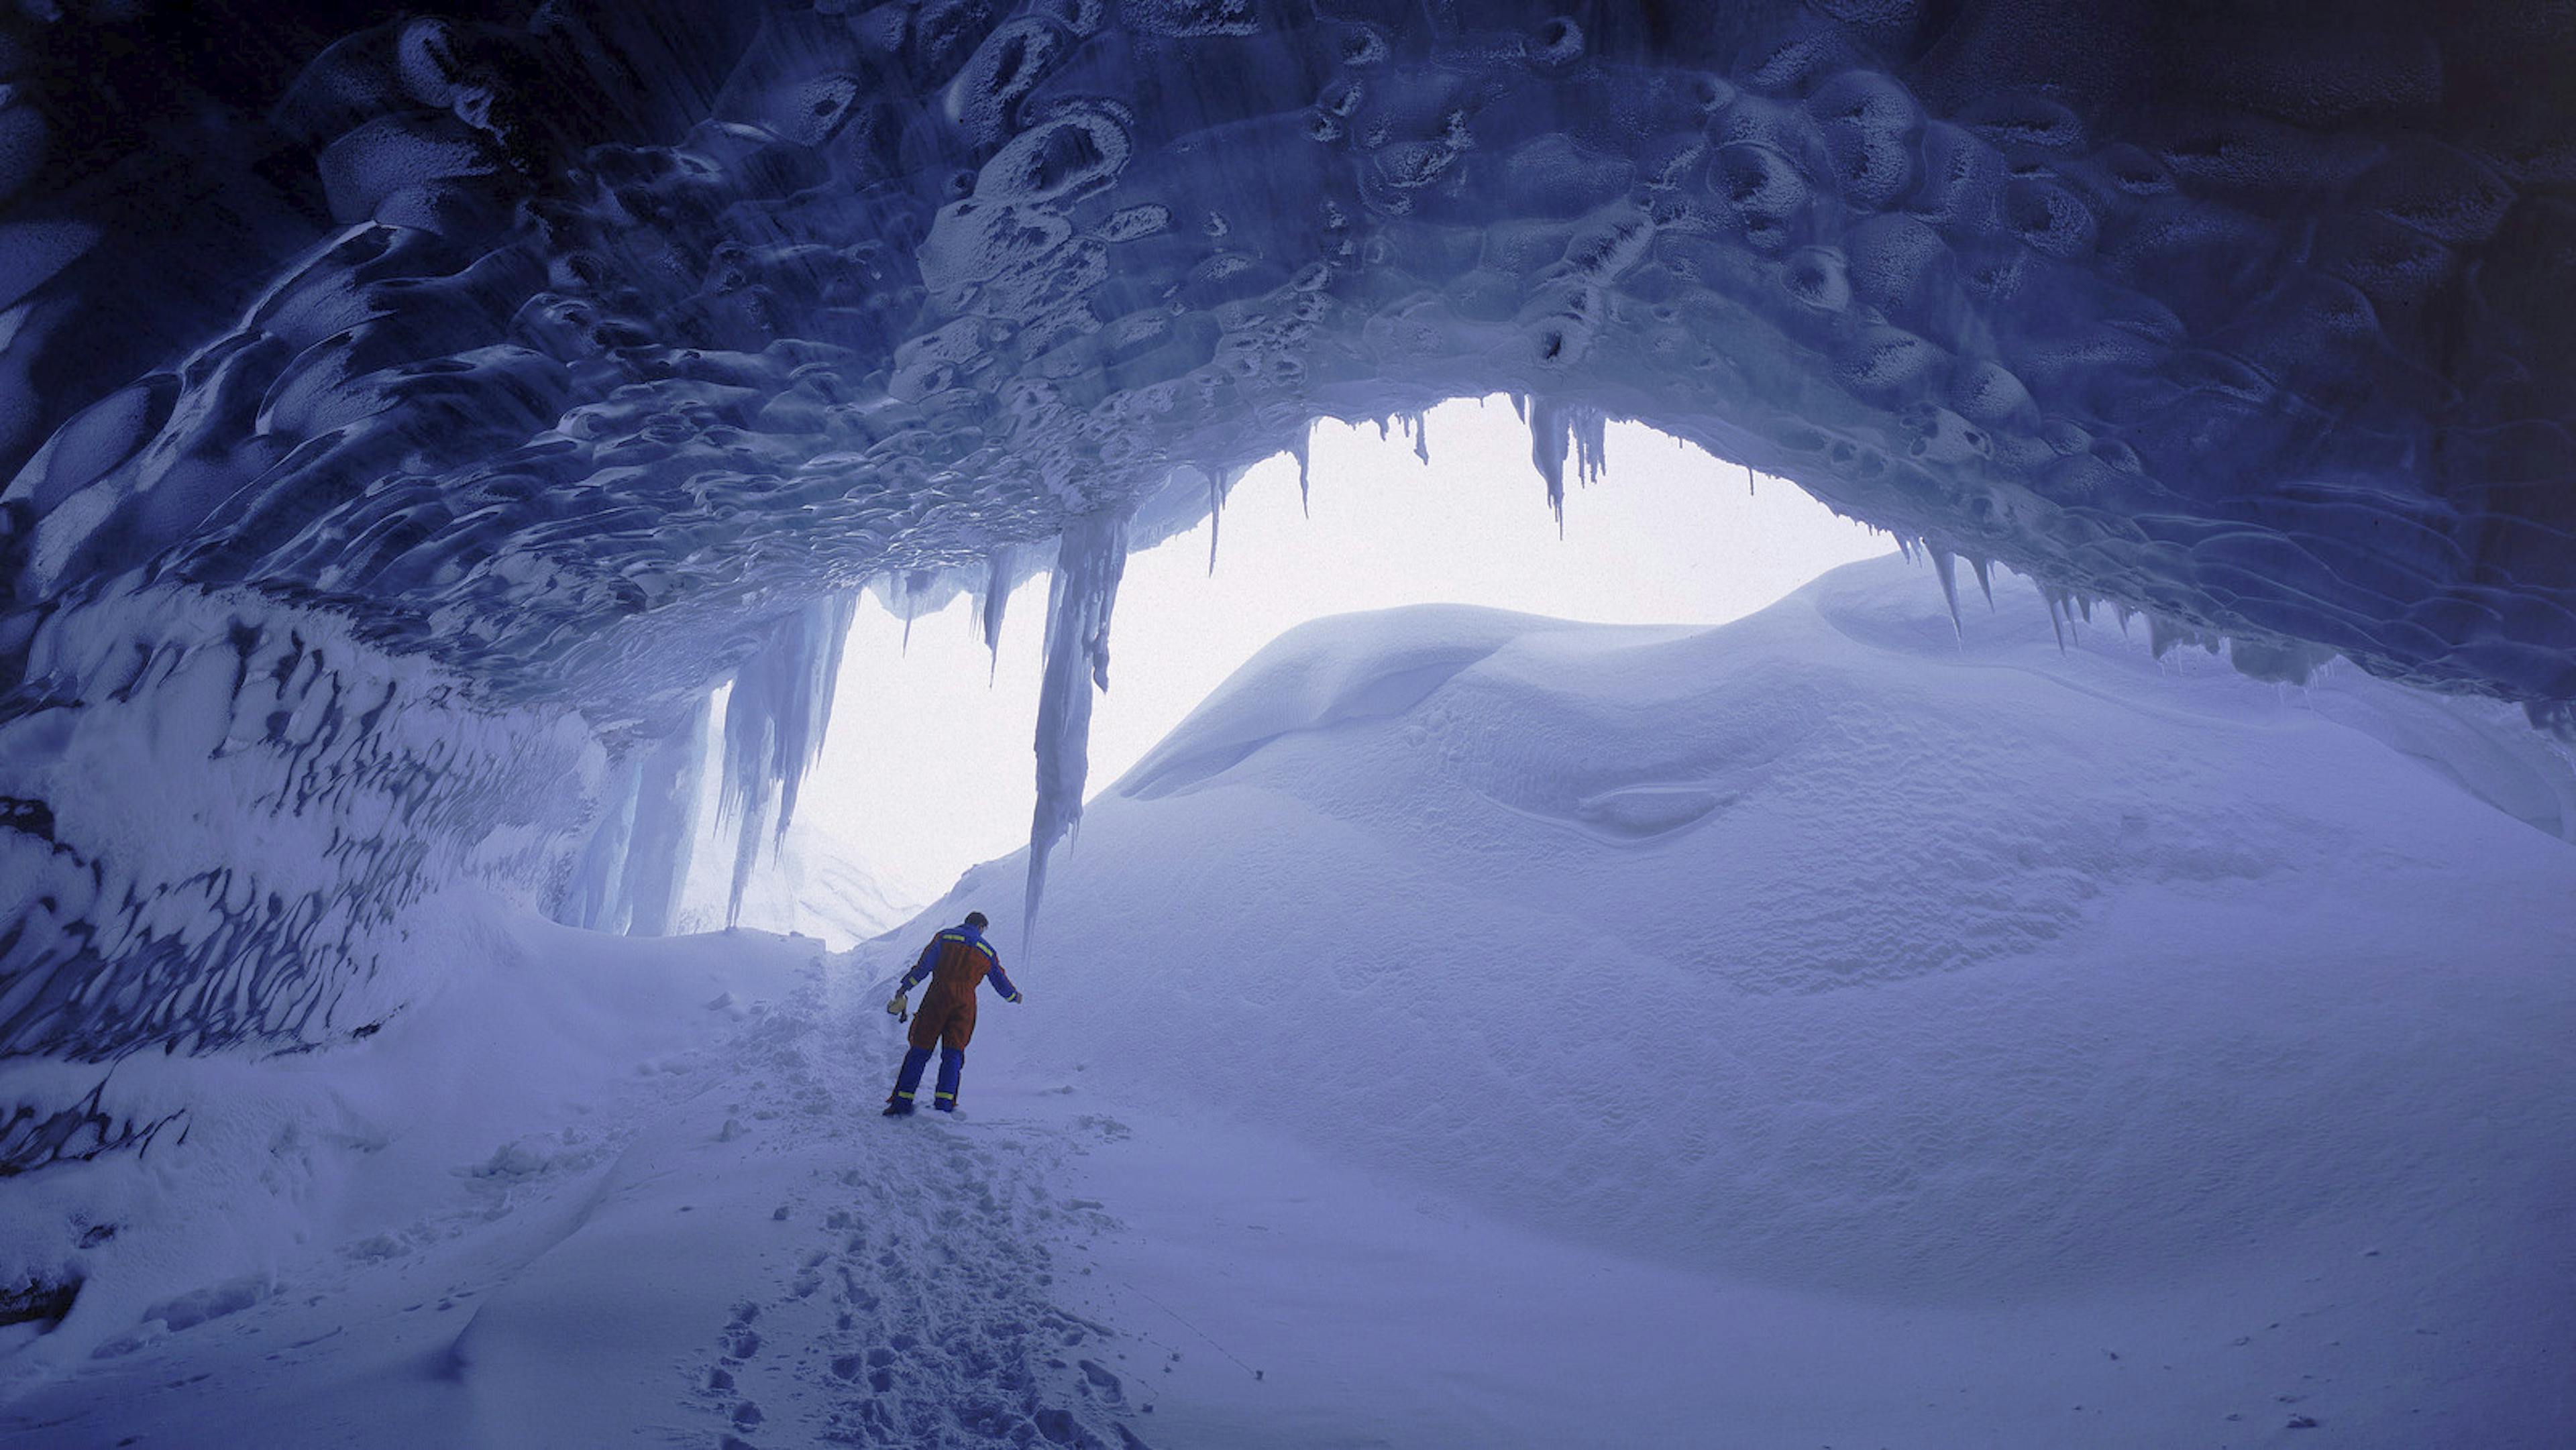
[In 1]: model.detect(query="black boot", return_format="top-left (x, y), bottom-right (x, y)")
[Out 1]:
top-left (882, 1095), bottom-right (915, 1117)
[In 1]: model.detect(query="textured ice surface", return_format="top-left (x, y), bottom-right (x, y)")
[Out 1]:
top-left (3, 3), bottom-right (2575, 1155)
top-left (4, 1), bottom-right (2571, 710)
top-left (0, 583), bottom-right (595, 1080)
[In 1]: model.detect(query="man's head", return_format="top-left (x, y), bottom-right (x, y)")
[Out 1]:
top-left (963, 911), bottom-right (988, 931)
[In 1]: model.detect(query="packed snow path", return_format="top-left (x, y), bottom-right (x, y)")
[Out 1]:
top-left (694, 1066), bottom-right (1152, 1450)
top-left (0, 936), bottom-right (1157, 1450)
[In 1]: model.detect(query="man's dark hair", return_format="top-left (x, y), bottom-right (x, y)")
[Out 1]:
top-left (963, 910), bottom-right (989, 930)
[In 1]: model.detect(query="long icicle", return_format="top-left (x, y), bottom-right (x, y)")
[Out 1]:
top-left (1929, 545), bottom-right (1963, 638)
top-left (1206, 464), bottom-right (1244, 577)
top-left (618, 694), bottom-right (709, 937)
top-left (1572, 406), bottom-right (1606, 487)
top-left (717, 593), bottom-right (857, 926)
top-left (1290, 425), bottom-right (1313, 517)
top-left (1527, 396), bottom-right (1570, 533)
top-left (1024, 506), bottom-right (1132, 944)
top-left (981, 544), bottom-right (1014, 682)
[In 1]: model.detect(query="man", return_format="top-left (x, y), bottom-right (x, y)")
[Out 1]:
top-left (883, 910), bottom-right (1023, 1115)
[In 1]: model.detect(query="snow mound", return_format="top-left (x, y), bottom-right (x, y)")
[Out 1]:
top-left (903, 555), bottom-right (2576, 1303)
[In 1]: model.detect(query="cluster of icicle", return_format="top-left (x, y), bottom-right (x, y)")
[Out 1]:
top-left (561, 595), bottom-right (865, 938)
top-left (649, 400), bottom-right (2349, 947)
top-left (655, 399), bottom-right (2337, 944)
top-left (647, 399), bottom-right (1643, 943)
top-left (1880, 531), bottom-right (2335, 687)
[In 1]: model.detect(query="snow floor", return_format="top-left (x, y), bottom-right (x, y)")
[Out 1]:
top-left (5, 556), bottom-right (2573, 1447)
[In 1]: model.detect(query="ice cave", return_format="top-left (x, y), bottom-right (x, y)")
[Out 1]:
top-left (2, 1), bottom-right (2573, 1445)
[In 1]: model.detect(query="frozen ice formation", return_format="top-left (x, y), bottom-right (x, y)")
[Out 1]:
top-left (3, 3), bottom-right (2576, 1162)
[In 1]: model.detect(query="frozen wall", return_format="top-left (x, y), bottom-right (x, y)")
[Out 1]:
top-left (0, 582), bottom-right (598, 1175)
top-left (2, 1), bottom-right (2574, 1174)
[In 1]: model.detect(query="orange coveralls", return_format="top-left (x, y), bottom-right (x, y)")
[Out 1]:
top-left (888, 924), bottom-right (1020, 1111)
top-left (906, 929), bottom-right (1014, 1050)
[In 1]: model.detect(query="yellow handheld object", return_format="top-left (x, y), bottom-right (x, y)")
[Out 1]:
top-left (887, 991), bottom-right (909, 1021)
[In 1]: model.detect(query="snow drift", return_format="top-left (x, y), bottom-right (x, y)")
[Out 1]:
top-left (889, 555), bottom-right (2576, 1392)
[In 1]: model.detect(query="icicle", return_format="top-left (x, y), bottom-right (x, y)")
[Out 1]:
top-left (561, 696), bottom-right (713, 936)
top-left (1205, 464), bottom-right (1244, 576)
top-left (617, 696), bottom-right (708, 936)
top-left (717, 593), bottom-right (858, 926)
top-left (1289, 425), bottom-right (1313, 517)
top-left (725, 781), bottom-right (773, 928)
top-left (560, 757), bottom-right (641, 932)
top-left (1025, 506), bottom-right (1132, 940)
top-left (981, 545), bottom-right (1014, 679)
top-left (1968, 555), bottom-right (1994, 608)
top-left (1571, 407), bottom-right (1607, 487)
top-left (1411, 410), bottom-right (1430, 464)
top-left (1929, 545), bottom-right (1962, 638)
top-left (1525, 397), bottom-right (1574, 532)
top-left (2043, 588), bottom-right (2068, 653)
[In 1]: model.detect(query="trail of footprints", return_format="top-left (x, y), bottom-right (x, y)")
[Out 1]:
top-left (698, 1120), bottom-right (1149, 1449)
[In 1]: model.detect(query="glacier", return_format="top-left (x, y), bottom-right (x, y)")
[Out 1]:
top-left (1, 0), bottom-right (2575, 1436)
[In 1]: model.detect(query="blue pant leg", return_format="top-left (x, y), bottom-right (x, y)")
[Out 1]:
top-left (934, 1047), bottom-right (965, 1109)
top-left (892, 1046), bottom-right (934, 1102)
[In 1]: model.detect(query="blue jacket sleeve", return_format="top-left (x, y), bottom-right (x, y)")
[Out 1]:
top-left (898, 938), bottom-right (938, 992)
top-left (984, 961), bottom-right (1022, 1002)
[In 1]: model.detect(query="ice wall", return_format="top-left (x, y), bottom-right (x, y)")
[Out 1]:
top-left (0, 583), bottom-right (596, 1174)
top-left (3, 1), bottom-right (2575, 1161)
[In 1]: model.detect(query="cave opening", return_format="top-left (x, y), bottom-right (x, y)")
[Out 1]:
top-left (696, 396), bottom-right (1890, 944)
top-left (2, 0), bottom-right (2573, 1441)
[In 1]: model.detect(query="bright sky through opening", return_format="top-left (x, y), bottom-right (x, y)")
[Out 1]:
top-left (773, 397), bottom-right (1892, 913)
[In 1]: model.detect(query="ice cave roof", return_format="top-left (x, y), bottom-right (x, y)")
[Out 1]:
top-left (3, 0), bottom-right (2573, 726)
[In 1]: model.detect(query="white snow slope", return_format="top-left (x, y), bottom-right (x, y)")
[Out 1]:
top-left (6, 553), bottom-right (2573, 1449)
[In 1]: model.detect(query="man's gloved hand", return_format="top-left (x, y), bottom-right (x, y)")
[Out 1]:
top-left (886, 991), bottom-right (909, 1021)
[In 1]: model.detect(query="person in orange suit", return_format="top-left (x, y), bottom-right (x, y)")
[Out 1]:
top-left (883, 911), bottom-right (1022, 1115)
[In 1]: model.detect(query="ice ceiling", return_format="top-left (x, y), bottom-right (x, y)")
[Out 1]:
top-left (3, 2), bottom-right (2575, 1168)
